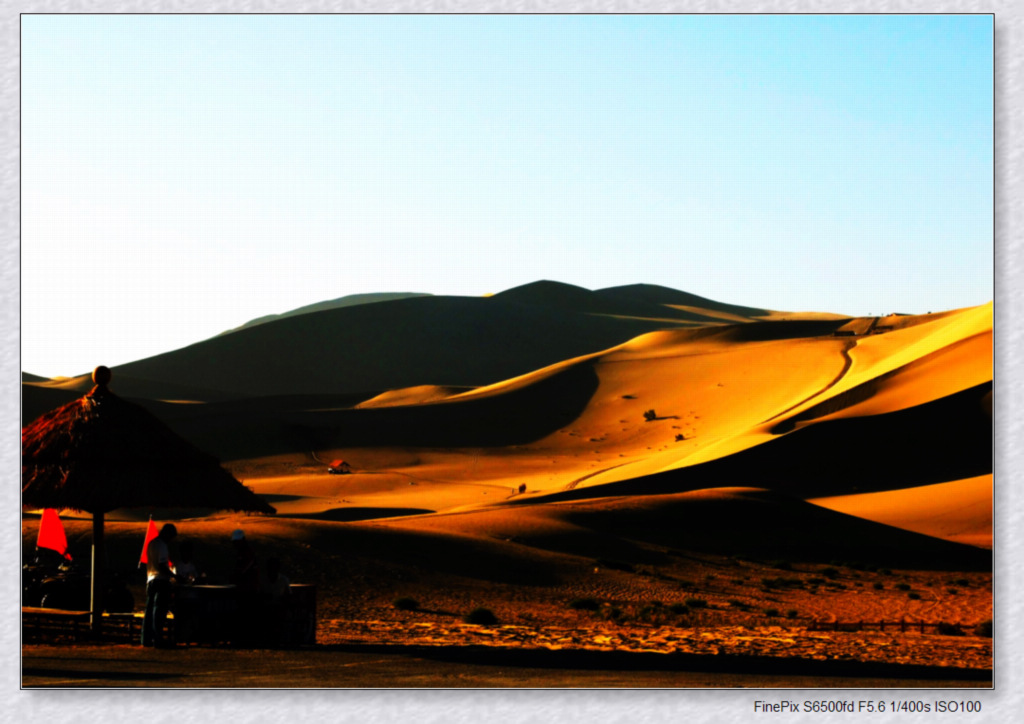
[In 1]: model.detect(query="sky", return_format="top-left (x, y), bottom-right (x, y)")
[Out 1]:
top-left (21, 14), bottom-right (993, 378)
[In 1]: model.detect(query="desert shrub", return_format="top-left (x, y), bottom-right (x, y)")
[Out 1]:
top-left (873, 582), bottom-right (884, 590)
top-left (953, 577), bottom-right (971, 587)
top-left (907, 592), bottom-right (921, 600)
top-left (895, 582), bottom-right (911, 591)
top-left (946, 588), bottom-right (959, 595)
top-left (675, 434), bottom-right (685, 442)
top-left (463, 607), bottom-right (498, 625)
top-left (643, 409), bottom-right (657, 421)
top-left (392, 596), bottom-right (419, 611)
top-left (937, 622), bottom-right (965, 636)
top-left (879, 568), bottom-right (892, 575)
top-left (785, 609), bottom-right (798, 619)
top-left (669, 603), bottom-right (689, 615)
top-left (764, 608), bottom-right (781, 617)
top-left (727, 599), bottom-right (748, 609)
top-left (770, 559), bottom-right (793, 571)
top-left (821, 567), bottom-right (840, 579)
top-left (807, 577), bottom-right (826, 586)
top-left (568, 597), bottom-right (601, 611)
top-left (975, 619), bottom-right (993, 638)
top-left (677, 579), bottom-right (696, 591)
top-left (683, 597), bottom-right (708, 609)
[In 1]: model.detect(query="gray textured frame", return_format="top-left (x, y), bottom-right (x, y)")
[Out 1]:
top-left (3, 3), bottom-right (1015, 722)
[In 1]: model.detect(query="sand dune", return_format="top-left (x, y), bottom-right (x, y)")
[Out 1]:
top-left (110, 294), bottom-right (686, 398)
top-left (23, 285), bottom-right (992, 654)
top-left (493, 280), bottom-right (745, 325)
top-left (810, 475), bottom-right (993, 549)
top-left (384, 487), bottom-right (990, 570)
top-left (356, 385), bottom-right (470, 409)
top-left (35, 296), bottom-right (987, 518)
top-left (22, 371), bottom-right (240, 412)
top-left (217, 292), bottom-right (431, 336)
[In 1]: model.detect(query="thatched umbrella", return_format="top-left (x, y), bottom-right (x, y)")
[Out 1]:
top-left (22, 366), bottom-right (274, 630)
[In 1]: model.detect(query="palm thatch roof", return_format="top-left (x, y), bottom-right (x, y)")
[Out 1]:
top-left (22, 368), bottom-right (274, 515)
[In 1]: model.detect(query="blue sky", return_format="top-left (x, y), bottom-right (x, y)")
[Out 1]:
top-left (21, 14), bottom-right (993, 378)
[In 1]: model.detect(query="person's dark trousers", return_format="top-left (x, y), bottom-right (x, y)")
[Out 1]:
top-left (142, 578), bottom-right (173, 647)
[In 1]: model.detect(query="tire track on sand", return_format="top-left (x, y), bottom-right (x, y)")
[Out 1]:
top-left (762, 339), bottom-right (857, 427)
top-left (564, 462), bottom-right (630, 491)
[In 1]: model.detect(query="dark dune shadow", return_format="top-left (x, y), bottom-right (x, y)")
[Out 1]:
top-left (161, 360), bottom-right (601, 460)
top-left (115, 295), bottom-right (676, 398)
top-left (547, 489), bottom-right (993, 571)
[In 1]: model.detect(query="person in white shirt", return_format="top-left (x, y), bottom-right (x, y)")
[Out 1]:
top-left (142, 523), bottom-right (177, 648)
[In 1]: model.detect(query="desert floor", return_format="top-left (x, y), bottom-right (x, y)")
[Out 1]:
top-left (21, 638), bottom-right (991, 688)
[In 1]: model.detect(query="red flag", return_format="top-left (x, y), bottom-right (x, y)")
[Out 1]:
top-left (37, 508), bottom-right (71, 561)
top-left (139, 517), bottom-right (159, 566)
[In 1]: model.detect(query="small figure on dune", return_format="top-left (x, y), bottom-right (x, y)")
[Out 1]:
top-left (518, 483), bottom-right (526, 495)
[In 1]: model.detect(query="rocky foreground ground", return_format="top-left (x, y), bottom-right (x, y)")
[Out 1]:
top-left (322, 620), bottom-right (992, 672)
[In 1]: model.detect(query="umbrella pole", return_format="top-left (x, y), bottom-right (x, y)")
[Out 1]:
top-left (90, 512), bottom-right (105, 633)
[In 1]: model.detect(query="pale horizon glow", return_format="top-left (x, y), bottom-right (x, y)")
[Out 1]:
top-left (22, 15), bottom-right (993, 378)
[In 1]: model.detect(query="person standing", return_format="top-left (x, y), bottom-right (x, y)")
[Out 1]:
top-left (142, 523), bottom-right (177, 648)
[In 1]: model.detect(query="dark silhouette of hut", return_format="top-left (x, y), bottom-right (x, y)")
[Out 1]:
top-left (22, 366), bottom-right (274, 631)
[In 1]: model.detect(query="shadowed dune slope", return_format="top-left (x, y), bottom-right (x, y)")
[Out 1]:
top-left (21, 385), bottom-right (81, 426)
top-left (253, 361), bottom-right (602, 450)
top-left (22, 373), bottom-right (240, 420)
top-left (217, 292), bottom-right (431, 335)
top-left (112, 295), bottom-right (685, 397)
top-left (95, 362), bottom-right (601, 462)
top-left (492, 280), bottom-right (739, 325)
top-left (356, 385), bottom-right (473, 409)
top-left (595, 283), bottom-right (775, 319)
top-left (389, 488), bottom-right (991, 571)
